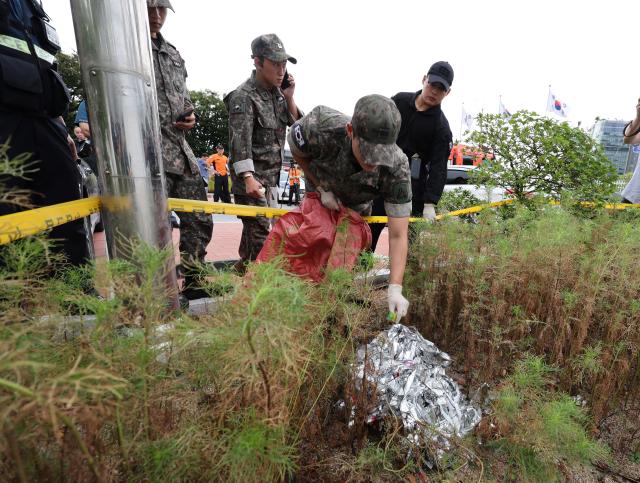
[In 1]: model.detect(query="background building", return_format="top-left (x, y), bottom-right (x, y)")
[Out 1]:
top-left (590, 119), bottom-right (638, 174)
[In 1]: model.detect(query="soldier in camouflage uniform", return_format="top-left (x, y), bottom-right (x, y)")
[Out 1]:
top-left (224, 34), bottom-right (302, 270)
top-left (147, 0), bottom-right (213, 299)
top-left (287, 95), bottom-right (412, 322)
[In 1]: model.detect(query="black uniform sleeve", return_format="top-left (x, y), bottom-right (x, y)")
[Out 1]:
top-left (420, 119), bottom-right (452, 205)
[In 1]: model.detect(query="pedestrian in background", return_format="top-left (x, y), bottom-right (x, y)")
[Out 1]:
top-left (196, 154), bottom-right (210, 186)
top-left (73, 100), bottom-right (97, 173)
top-left (621, 97), bottom-right (640, 205)
top-left (207, 144), bottom-right (231, 203)
top-left (73, 126), bottom-right (92, 159)
top-left (287, 162), bottom-right (301, 205)
top-left (148, 0), bottom-right (213, 300)
top-left (224, 33), bottom-right (302, 272)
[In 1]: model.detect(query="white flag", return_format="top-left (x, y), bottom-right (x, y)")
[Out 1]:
top-left (462, 107), bottom-right (474, 130)
top-left (547, 91), bottom-right (568, 117)
top-left (499, 99), bottom-right (511, 118)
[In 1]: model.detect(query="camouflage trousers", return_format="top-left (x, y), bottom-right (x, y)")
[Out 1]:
top-left (165, 167), bottom-right (213, 266)
top-left (234, 193), bottom-right (270, 262)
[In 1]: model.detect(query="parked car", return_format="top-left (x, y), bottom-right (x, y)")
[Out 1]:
top-left (277, 169), bottom-right (305, 204)
top-left (446, 165), bottom-right (476, 185)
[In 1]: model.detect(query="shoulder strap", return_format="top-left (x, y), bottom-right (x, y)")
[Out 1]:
top-left (28, 0), bottom-right (49, 20)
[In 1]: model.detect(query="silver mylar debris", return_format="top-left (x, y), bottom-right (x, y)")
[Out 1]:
top-left (354, 324), bottom-right (481, 449)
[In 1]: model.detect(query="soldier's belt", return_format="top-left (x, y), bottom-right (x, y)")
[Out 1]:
top-left (1, 196), bottom-right (639, 245)
top-left (0, 34), bottom-right (56, 64)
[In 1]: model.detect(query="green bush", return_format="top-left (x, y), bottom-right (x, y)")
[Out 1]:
top-left (407, 203), bottom-right (640, 425)
top-left (490, 356), bottom-right (610, 481)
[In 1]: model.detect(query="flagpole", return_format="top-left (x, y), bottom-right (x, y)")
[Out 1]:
top-left (545, 85), bottom-right (551, 117)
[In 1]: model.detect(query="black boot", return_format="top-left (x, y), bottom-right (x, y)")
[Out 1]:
top-left (182, 274), bottom-right (210, 300)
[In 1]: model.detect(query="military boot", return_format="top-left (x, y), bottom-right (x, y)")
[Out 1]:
top-left (181, 273), bottom-right (209, 300)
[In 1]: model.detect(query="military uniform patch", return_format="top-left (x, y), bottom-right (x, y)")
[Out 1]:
top-left (231, 102), bottom-right (245, 114)
top-left (293, 124), bottom-right (305, 147)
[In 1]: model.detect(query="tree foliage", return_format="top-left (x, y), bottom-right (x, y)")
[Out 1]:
top-left (468, 111), bottom-right (617, 203)
top-left (56, 51), bottom-right (84, 132)
top-left (186, 90), bottom-right (229, 158)
top-left (54, 52), bottom-right (228, 156)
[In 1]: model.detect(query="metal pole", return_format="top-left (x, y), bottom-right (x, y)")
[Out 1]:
top-left (69, 0), bottom-right (178, 306)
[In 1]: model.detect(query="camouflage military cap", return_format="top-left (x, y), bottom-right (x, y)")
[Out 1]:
top-left (351, 94), bottom-right (402, 169)
top-left (251, 34), bottom-right (297, 64)
top-left (147, 0), bottom-right (174, 12)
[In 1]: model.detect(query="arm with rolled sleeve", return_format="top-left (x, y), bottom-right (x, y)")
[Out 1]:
top-left (380, 159), bottom-right (412, 316)
top-left (226, 92), bottom-right (255, 176)
top-left (387, 215), bottom-right (410, 321)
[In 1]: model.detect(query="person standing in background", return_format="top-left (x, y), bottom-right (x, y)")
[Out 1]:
top-left (207, 144), bottom-right (231, 203)
top-left (287, 162), bottom-right (301, 205)
top-left (369, 61), bottom-right (454, 251)
top-left (621, 97), bottom-right (640, 205)
top-left (147, 0), bottom-right (213, 300)
top-left (224, 33), bottom-right (302, 272)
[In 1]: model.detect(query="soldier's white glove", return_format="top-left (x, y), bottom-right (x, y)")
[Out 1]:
top-left (423, 203), bottom-right (437, 221)
top-left (387, 284), bottom-right (409, 323)
top-left (318, 188), bottom-right (340, 211)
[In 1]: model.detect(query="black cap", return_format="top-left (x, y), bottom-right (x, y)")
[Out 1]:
top-left (427, 61), bottom-right (454, 91)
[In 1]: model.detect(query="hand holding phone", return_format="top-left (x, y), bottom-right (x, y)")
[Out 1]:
top-left (281, 70), bottom-right (291, 90)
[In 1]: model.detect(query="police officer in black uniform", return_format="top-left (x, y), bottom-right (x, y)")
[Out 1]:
top-left (0, 0), bottom-right (90, 267)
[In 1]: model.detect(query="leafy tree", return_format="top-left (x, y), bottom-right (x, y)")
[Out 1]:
top-left (468, 111), bottom-right (617, 203)
top-left (186, 90), bottom-right (229, 158)
top-left (53, 53), bottom-right (229, 155)
top-left (56, 51), bottom-right (84, 132)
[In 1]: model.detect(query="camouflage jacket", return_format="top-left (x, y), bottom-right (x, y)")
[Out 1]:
top-left (224, 71), bottom-right (297, 194)
top-left (287, 106), bottom-right (412, 217)
top-left (151, 33), bottom-right (198, 176)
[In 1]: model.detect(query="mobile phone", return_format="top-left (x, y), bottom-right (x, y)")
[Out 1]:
top-left (176, 109), bottom-right (194, 123)
top-left (281, 70), bottom-right (291, 90)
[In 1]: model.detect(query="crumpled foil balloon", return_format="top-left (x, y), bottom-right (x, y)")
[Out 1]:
top-left (353, 324), bottom-right (481, 450)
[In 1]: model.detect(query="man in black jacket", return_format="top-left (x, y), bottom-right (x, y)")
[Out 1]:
top-left (370, 61), bottom-right (453, 251)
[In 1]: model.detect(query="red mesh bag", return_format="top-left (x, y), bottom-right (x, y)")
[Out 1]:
top-left (256, 192), bottom-right (372, 282)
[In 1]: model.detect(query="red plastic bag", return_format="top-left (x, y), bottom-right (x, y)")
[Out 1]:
top-left (256, 192), bottom-right (372, 282)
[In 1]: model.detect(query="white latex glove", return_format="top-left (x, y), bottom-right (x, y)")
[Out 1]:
top-left (387, 284), bottom-right (409, 323)
top-left (318, 188), bottom-right (340, 211)
top-left (423, 203), bottom-right (437, 221)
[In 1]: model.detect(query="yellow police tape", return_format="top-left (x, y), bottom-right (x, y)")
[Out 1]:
top-left (0, 196), bottom-right (639, 245)
top-left (0, 197), bottom-right (101, 245)
top-left (166, 198), bottom-right (426, 223)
